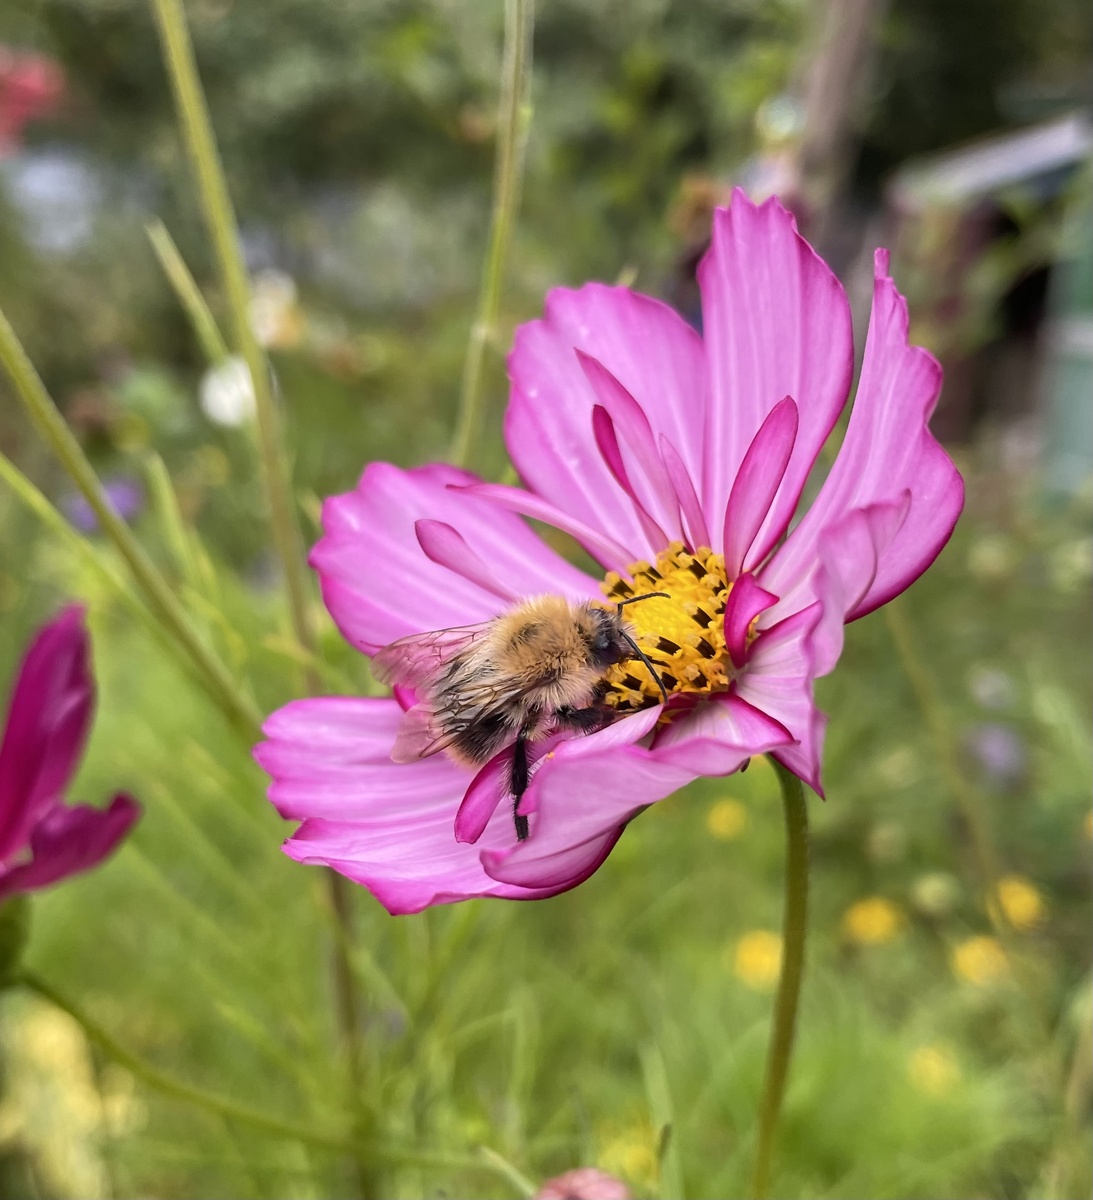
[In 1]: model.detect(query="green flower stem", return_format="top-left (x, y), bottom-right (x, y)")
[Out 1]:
top-left (148, 7), bottom-right (371, 1181)
top-left (150, 0), bottom-right (315, 665)
top-left (18, 970), bottom-right (533, 1192)
top-left (146, 220), bottom-right (230, 366)
top-left (20, 969), bottom-right (357, 1155)
top-left (325, 868), bottom-right (376, 1199)
top-left (449, 0), bottom-right (534, 468)
top-left (751, 758), bottom-right (810, 1200)
top-left (0, 312), bottom-right (263, 742)
top-left (476, 1146), bottom-right (537, 1198)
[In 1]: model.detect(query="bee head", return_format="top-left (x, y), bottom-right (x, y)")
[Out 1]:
top-left (587, 592), bottom-right (671, 703)
top-left (586, 606), bottom-right (634, 669)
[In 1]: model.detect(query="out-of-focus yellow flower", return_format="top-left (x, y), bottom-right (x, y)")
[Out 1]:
top-left (908, 1044), bottom-right (962, 1095)
top-left (995, 875), bottom-right (1046, 930)
top-left (842, 897), bottom-right (903, 944)
top-left (952, 936), bottom-right (1009, 986)
top-left (0, 1000), bottom-right (110, 1197)
top-left (729, 930), bottom-right (782, 990)
top-left (598, 1124), bottom-right (658, 1190)
top-left (706, 798), bottom-right (748, 840)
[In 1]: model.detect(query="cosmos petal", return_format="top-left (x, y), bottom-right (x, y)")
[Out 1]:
top-left (760, 249), bottom-right (964, 621)
top-left (454, 749), bottom-right (509, 845)
top-left (722, 396), bottom-right (798, 577)
top-left (506, 284), bottom-right (707, 562)
top-left (481, 709), bottom-right (685, 889)
top-left (592, 406), bottom-right (672, 548)
top-left (699, 191), bottom-right (853, 547)
top-left (578, 351), bottom-right (681, 539)
top-left (454, 482), bottom-right (635, 572)
top-left (312, 463), bottom-right (598, 655)
top-left (415, 520), bottom-right (519, 601)
top-left (651, 691), bottom-right (793, 776)
top-left (257, 697), bottom-right (567, 914)
top-left (659, 434), bottom-right (711, 550)
top-left (723, 573), bottom-right (779, 668)
top-left (735, 604), bottom-right (827, 795)
top-left (809, 496), bottom-right (911, 676)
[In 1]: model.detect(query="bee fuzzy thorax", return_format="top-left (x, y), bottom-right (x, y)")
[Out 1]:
top-left (489, 596), bottom-right (609, 709)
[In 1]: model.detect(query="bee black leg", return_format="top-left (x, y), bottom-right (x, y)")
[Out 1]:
top-left (510, 729), bottom-right (530, 842)
top-left (555, 705), bottom-right (614, 735)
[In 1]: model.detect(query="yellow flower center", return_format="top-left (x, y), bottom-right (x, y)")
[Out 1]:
top-left (599, 541), bottom-right (732, 711)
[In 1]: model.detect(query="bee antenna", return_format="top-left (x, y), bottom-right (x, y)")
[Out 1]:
top-left (617, 590), bottom-right (669, 609)
top-left (613, 592), bottom-right (670, 705)
top-left (618, 629), bottom-right (670, 706)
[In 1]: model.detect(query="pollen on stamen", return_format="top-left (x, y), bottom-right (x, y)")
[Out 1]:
top-left (600, 541), bottom-right (734, 713)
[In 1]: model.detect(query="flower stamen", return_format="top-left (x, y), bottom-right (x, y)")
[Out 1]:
top-left (600, 541), bottom-right (733, 711)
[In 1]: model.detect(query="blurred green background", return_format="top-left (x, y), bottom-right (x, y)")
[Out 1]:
top-left (0, 1), bottom-right (1090, 1197)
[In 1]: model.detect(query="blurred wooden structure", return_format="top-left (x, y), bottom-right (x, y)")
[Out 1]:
top-left (884, 112), bottom-right (1093, 485)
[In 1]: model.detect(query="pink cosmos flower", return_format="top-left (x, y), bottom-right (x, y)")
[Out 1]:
top-left (0, 48), bottom-right (64, 155)
top-left (257, 192), bottom-right (963, 915)
top-left (0, 606), bottom-right (139, 902)
top-left (535, 1167), bottom-right (632, 1200)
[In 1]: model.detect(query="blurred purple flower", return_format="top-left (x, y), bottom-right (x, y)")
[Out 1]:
top-left (966, 722), bottom-right (1027, 789)
top-left (535, 1168), bottom-right (632, 1200)
top-left (0, 607), bottom-right (139, 903)
top-left (62, 478), bottom-right (143, 535)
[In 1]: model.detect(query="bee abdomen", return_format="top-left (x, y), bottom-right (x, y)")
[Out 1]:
top-left (446, 707), bottom-right (517, 765)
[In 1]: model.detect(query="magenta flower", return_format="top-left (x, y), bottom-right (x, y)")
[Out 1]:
top-left (257, 193), bottom-right (963, 914)
top-left (0, 606), bottom-right (139, 902)
top-left (535, 1168), bottom-right (632, 1200)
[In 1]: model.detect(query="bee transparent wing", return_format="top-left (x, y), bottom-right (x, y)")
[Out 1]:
top-left (371, 622), bottom-right (494, 690)
top-left (390, 702), bottom-right (454, 762)
top-left (390, 694), bottom-right (516, 764)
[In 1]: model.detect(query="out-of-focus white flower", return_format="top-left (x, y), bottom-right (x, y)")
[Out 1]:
top-left (200, 356), bottom-right (255, 427)
top-left (249, 269), bottom-right (301, 349)
top-left (911, 871), bottom-right (962, 918)
top-left (967, 664), bottom-right (1017, 711)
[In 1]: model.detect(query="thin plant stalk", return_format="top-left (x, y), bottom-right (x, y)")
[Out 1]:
top-left (449, 0), bottom-right (534, 468)
top-left (476, 1146), bottom-right (537, 1198)
top-left (146, 220), bottom-right (231, 366)
top-left (149, 6), bottom-right (370, 1181)
top-left (0, 311), bottom-right (263, 741)
top-left (149, 0), bottom-right (314, 663)
top-left (20, 969), bottom-right (357, 1155)
top-left (750, 758), bottom-right (810, 1200)
top-left (883, 598), bottom-right (1006, 913)
top-left (884, 597), bottom-right (1057, 1051)
top-left (19, 971), bottom-right (535, 1190)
